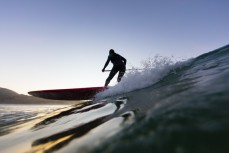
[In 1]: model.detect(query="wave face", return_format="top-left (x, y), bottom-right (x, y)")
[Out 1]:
top-left (0, 44), bottom-right (229, 153)
top-left (93, 44), bottom-right (229, 153)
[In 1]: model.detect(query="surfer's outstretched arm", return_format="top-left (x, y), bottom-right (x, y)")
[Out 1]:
top-left (102, 57), bottom-right (110, 72)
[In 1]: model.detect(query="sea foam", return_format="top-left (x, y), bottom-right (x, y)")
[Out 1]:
top-left (96, 55), bottom-right (192, 99)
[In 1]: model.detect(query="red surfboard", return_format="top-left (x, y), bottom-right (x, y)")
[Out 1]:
top-left (28, 87), bottom-right (107, 100)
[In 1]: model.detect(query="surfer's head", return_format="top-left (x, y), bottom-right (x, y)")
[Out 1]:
top-left (109, 49), bottom-right (115, 55)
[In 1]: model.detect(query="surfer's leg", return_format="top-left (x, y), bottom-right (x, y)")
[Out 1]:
top-left (117, 66), bottom-right (126, 82)
top-left (105, 68), bottom-right (118, 87)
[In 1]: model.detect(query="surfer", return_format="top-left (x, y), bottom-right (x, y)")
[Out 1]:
top-left (102, 49), bottom-right (127, 87)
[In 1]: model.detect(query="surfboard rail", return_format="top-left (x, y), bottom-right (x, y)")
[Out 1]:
top-left (28, 87), bottom-right (107, 100)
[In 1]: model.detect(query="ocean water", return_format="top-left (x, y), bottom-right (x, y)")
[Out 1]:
top-left (0, 104), bottom-right (68, 136)
top-left (0, 44), bottom-right (229, 153)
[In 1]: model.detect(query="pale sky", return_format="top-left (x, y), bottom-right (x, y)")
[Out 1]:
top-left (1, 0), bottom-right (228, 94)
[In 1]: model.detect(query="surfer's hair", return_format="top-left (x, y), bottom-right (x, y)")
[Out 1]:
top-left (109, 49), bottom-right (115, 54)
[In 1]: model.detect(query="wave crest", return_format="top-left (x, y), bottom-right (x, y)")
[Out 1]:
top-left (96, 55), bottom-right (192, 99)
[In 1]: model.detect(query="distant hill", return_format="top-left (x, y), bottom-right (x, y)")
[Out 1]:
top-left (0, 87), bottom-right (18, 99)
top-left (0, 87), bottom-right (80, 105)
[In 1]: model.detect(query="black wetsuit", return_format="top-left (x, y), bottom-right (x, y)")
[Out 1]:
top-left (103, 53), bottom-right (126, 86)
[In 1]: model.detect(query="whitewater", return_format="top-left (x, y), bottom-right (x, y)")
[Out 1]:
top-left (96, 55), bottom-right (193, 99)
top-left (0, 44), bottom-right (229, 153)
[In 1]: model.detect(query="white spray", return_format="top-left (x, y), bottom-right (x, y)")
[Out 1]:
top-left (96, 55), bottom-right (192, 99)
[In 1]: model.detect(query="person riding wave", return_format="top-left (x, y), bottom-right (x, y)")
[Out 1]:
top-left (102, 49), bottom-right (127, 87)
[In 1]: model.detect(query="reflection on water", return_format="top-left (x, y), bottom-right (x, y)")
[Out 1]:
top-left (29, 98), bottom-right (130, 153)
top-left (32, 101), bottom-right (97, 131)
top-left (0, 97), bottom-right (133, 153)
top-left (30, 135), bottom-right (73, 153)
top-left (31, 116), bottom-right (109, 153)
top-left (0, 104), bottom-right (68, 136)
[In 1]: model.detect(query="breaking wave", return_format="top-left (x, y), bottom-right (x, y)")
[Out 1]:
top-left (96, 55), bottom-right (193, 99)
